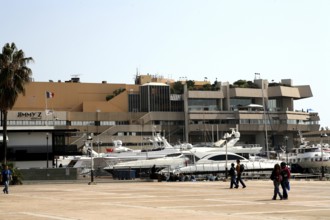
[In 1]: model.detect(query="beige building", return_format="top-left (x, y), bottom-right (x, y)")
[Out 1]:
top-left (1, 74), bottom-right (320, 163)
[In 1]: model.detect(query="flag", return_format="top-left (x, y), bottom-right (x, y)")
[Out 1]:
top-left (46, 91), bottom-right (55, 98)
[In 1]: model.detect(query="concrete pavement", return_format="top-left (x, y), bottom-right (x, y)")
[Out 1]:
top-left (1, 179), bottom-right (330, 220)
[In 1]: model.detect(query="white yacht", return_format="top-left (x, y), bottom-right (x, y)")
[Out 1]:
top-left (62, 133), bottom-right (181, 169)
top-left (282, 132), bottom-right (330, 172)
top-left (103, 133), bottom-right (181, 161)
top-left (105, 140), bottom-right (134, 153)
top-left (166, 151), bottom-right (282, 175)
top-left (190, 128), bottom-right (262, 155)
top-left (104, 153), bottom-right (189, 178)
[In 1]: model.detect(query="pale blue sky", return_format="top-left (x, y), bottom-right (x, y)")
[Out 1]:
top-left (1, 0), bottom-right (330, 127)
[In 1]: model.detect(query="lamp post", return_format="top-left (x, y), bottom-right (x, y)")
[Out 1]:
top-left (261, 78), bottom-right (270, 159)
top-left (223, 132), bottom-right (231, 179)
top-left (46, 133), bottom-right (49, 168)
top-left (95, 140), bottom-right (102, 156)
top-left (96, 109), bottom-right (101, 153)
top-left (284, 136), bottom-right (289, 164)
top-left (321, 133), bottom-right (327, 178)
top-left (87, 133), bottom-right (95, 185)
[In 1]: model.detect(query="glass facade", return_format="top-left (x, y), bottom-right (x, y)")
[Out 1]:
top-left (128, 94), bottom-right (140, 112)
top-left (230, 98), bottom-right (253, 110)
top-left (188, 99), bottom-right (220, 111)
top-left (140, 84), bottom-right (170, 112)
top-left (268, 98), bottom-right (283, 111)
top-left (170, 100), bottom-right (184, 112)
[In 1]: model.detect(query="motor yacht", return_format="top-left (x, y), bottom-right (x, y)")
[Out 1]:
top-left (281, 132), bottom-right (330, 172)
top-left (104, 153), bottom-right (189, 178)
top-left (190, 128), bottom-right (262, 155)
top-left (164, 151), bottom-right (282, 176)
top-left (61, 133), bottom-right (181, 170)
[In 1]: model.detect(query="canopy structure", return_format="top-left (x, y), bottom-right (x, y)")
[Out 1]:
top-left (244, 104), bottom-right (264, 108)
top-left (238, 104), bottom-right (264, 111)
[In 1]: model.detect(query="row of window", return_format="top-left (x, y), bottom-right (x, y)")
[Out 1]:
top-left (7, 120), bottom-right (126, 126)
top-left (131, 94), bottom-right (284, 113)
top-left (290, 157), bottom-right (330, 163)
top-left (7, 118), bottom-right (315, 126)
top-left (8, 120), bottom-right (66, 126)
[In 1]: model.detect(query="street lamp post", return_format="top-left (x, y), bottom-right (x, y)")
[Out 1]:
top-left (320, 133), bottom-right (327, 178)
top-left (224, 132), bottom-right (231, 179)
top-left (46, 133), bottom-right (49, 168)
top-left (95, 140), bottom-right (102, 156)
top-left (284, 136), bottom-right (289, 164)
top-left (87, 133), bottom-right (96, 185)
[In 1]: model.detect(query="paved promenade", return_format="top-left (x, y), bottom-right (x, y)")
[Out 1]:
top-left (1, 179), bottom-right (330, 220)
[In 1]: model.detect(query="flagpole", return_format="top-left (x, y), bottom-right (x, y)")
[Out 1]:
top-left (45, 91), bottom-right (48, 126)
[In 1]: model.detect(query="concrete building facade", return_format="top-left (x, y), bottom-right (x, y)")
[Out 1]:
top-left (1, 74), bottom-right (320, 164)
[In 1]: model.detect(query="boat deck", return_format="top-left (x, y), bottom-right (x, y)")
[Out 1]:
top-left (2, 178), bottom-right (330, 220)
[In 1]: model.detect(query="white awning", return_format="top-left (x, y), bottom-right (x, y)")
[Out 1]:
top-left (244, 104), bottom-right (264, 108)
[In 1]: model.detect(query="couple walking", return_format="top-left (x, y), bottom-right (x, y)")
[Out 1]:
top-left (229, 159), bottom-right (246, 189)
top-left (270, 162), bottom-right (291, 200)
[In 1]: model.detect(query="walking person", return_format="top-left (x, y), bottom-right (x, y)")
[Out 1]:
top-left (229, 163), bottom-right (238, 188)
top-left (270, 164), bottom-right (283, 200)
top-left (235, 159), bottom-right (246, 188)
top-left (280, 162), bottom-right (291, 200)
top-left (1, 165), bottom-right (12, 194)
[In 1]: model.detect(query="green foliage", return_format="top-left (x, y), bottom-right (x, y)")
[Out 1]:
top-left (171, 79), bottom-right (221, 92)
top-left (202, 83), bottom-right (212, 90)
top-left (0, 43), bottom-right (33, 109)
top-left (231, 80), bottom-right (258, 88)
top-left (212, 79), bottom-right (220, 90)
top-left (106, 88), bottom-right (126, 101)
top-left (171, 81), bottom-right (184, 94)
top-left (186, 80), bottom-right (195, 90)
top-left (269, 82), bottom-right (291, 87)
top-left (106, 94), bottom-right (114, 101)
top-left (113, 88), bottom-right (126, 96)
top-left (2, 162), bottom-right (23, 185)
top-left (0, 42), bottom-right (33, 163)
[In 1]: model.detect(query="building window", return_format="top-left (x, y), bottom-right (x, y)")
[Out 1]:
top-left (140, 84), bottom-right (170, 112)
top-left (188, 99), bottom-right (219, 111)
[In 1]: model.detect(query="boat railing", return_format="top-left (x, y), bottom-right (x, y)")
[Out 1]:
top-left (240, 144), bottom-right (262, 148)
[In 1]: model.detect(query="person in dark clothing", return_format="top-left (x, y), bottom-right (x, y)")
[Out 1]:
top-left (229, 163), bottom-right (238, 188)
top-left (280, 162), bottom-right (291, 200)
top-left (1, 165), bottom-right (12, 194)
top-left (150, 165), bottom-right (157, 179)
top-left (270, 164), bottom-right (283, 200)
top-left (235, 159), bottom-right (246, 188)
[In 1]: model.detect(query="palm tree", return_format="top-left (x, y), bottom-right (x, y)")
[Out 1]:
top-left (0, 43), bottom-right (33, 164)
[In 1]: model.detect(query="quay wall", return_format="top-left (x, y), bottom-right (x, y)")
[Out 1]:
top-left (20, 168), bottom-right (78, 181)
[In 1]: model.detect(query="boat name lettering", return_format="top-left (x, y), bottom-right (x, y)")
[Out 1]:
top-left (17, 112), bottom-right (42, 118)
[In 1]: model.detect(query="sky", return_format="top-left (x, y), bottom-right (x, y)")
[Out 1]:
top-left (1, 0), bottom-right (330, 127)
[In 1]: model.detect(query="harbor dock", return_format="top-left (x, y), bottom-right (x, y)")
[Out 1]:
top-left (1, 179), bottom-right (330, 220)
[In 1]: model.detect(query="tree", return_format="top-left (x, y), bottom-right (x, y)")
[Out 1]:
top-left (202, 83), bottom-right (212, 91)
top-left (0, 43), bottom-right (33, 164)
top-left (186, 80), bottom-right (195, 90)
top-left (212, 79), bottom-right (220, 90)
top-left (171, 81), bottom-right (184, 94)
top-left (232, 79), bottom-right (258, 88)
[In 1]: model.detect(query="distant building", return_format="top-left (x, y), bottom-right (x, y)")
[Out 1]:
top-left (0, 74), bottom-right (320, 166)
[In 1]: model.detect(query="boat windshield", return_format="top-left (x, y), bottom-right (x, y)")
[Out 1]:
top-left (208, 154), bottom-right (245, 161)
top-left (165, 153), bottom-right (182, 158)
top-left (304, 148), bottom-right (321, 153)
